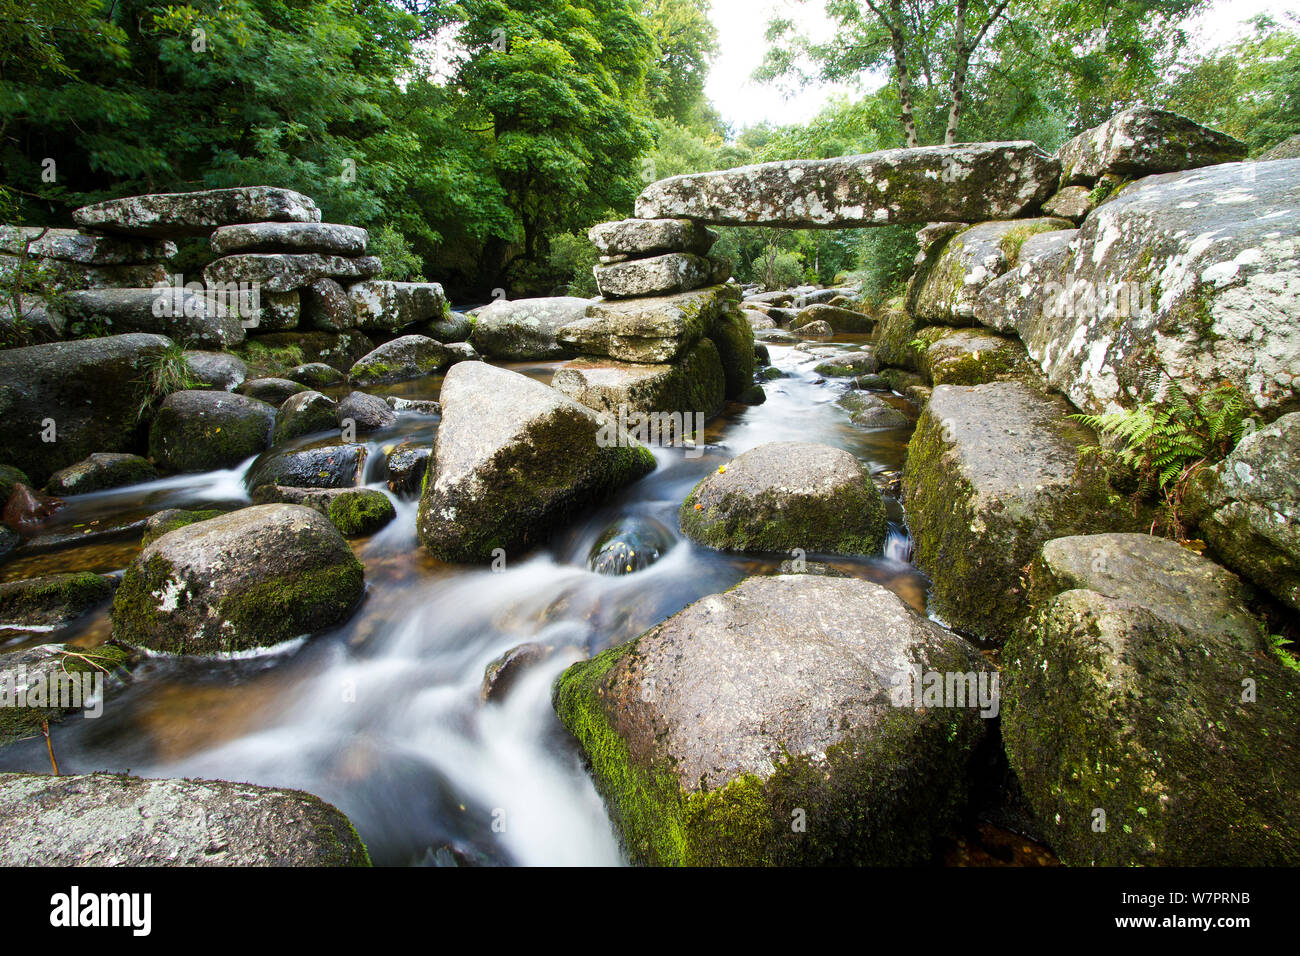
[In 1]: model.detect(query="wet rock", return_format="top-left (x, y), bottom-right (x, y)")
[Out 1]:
top-left (273, 390), bottom-right (338, 443)
top-left (975, 160), bottom-right (1300, 416)
top-left (61, 288), bottom-right (244, 348)
top-left (553, 575), bottom-right (991, 865)
top-left (0, 645), bottom-right (132, 747)
top-left (775, 559), bottom-right (849, 577)
top-left (205, 253), bottom-right (382, 294)
top-left (791, 303), bottom-right (874, 333)
top-left (854, 373), bottom-right (890, 390)
top-left (635, 142), bottom-right (1059, 227)
top-left (907, 217), bottom-right (1072, 323)
top-left (594, 252), bottom-right (712, 299)
top-left (350, 335), bottom-right (450, 386)
top-left (552, 340), bottom-right (725, 420)
top-left (183, 350), bottom-right (247, 391)
top-left (558, 286), bottom-right (734, 364)
top-left (237, 377), bottom-right (308, 405)
top-left (347, 280), bottom-right (448, 333)
top-left (814, 351), bottom-right (879, 377)
top-left (1187, 412), bottom-right (1300, 610)
top-left (755, 328), bottom-right (796, 344)
top-left (141, 508), bottom-right (226, 546)
top-left (148, 391), bottom-right (276, 473)
top-left (707, 309), bottom-right (756, 400)
top-left (744, 309), bottom-right (776, 330)
top-left (921, 328), bottom-right (1029, 386)
top-left (0, 333), bottom-right (172, 485)
top-left (416, 363), bottom-right (656, 563)
top-left (301, 277), bottom-right (355, 331)
top-left (0, 226), bottom-right (176, 265)
top-left (1002, 586), bottom-right (1300, 865)
top-left (587, 516), bottom-right (674, 576)
top-left (589, 218), bottom-right (717, 257)
top-left (112, 503), bottom-right (365, 653)
top-left (210, 221), bottom-right (368, 257)
top-left (0, 526), bottom-right (17, 561)
top-left (836, 391), bottom-right (910, 429)
top-left (481, 642), bottom-right (555, 703)
top-left (245, 443), bottom-right (366, 491)
top-left (251, 486), bottom-right (395, 537)
top-left (337, 391), bottom-right (397, 434)
top-left (3, 483), bottom-right (64, 536)
top-left (0, 771), bottom-right (369, 865)
top-left (45, 453), bottom-right (159, 495)
top-left (287, 362), bottom-right (343, 389)
top-left (1055, 107), bottom-right (1246, 187)
top-left (385, 443), bottom-right (431, 497)
top-left (470, 297), bottom-right (587, 360)
top-left (0, 571), bottom-right (116, 626)
top-left (902, 382), bottom-right (1122, 644)
top-left (73, 187), bottom-right (322, 239)
top-left (680, 441), bottom-right (887, 555)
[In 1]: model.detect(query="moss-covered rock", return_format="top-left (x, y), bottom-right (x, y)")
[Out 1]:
top-left (1002, 587), bottom-right (1300, 865)
top-left (552, 575), bottom-right (992, 865)
top-left (111, 503), bottom-right (365, 654)
top-left (349, 335), bottom-right (450, 386)
top-left (0, 643), bottom-right (133, 746)
top-left (680, 441), bottom-right (887, 555)
top-left (707, 308), bottom-right (756, 400)
top-left (836, 391), bottom-right (911, 429)
top-left (552, 339), bottom-right (725, 421)
top-left (417, 363), bottom-right (657, 563)
top-left (0, 465), bottom-right (31, 502)
top-left (815, 350), bottom-right (879, 378)
top-left (237, 377), bottom-right (308, 405)
top-left (920, 328), bottom-right (1031, 386)
top-left (287, 362), bottom-right (343, 389)
top-left (141, 508), bottom-right (226, 546)
top-left (326, 489), bottom-right (396, 536)
top-left (148, 390), bottom-right (276, 473)
top-left (0, 571), bottom-right (116, 627)
top-left (790, 303), bottom-right (874, 333)
top-left (272, 390), bottom-right (338, 443)
top-left (245, 443), bottom-right (366, 492)
top-left (902, 382), bottom-right (1127, 644)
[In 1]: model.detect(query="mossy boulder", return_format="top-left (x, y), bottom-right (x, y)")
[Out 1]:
top-left (245, 443), bottom-right (366, 491)
top-left (815, 350), bottom-right (879, 378)
top-left (237, 377), bottom-right (308, 406)
top-left (552, 575), bottom-right (991, 865)
top-left (349, 334), bottom-right (450, 386)
top-left (182, 350), bottom-right (247, 391)
top-left (416, 362), bottom-right (656, 564)
top-left (272, 390), bottom-right (338, 443)
top-left (920, 328), bottom-right (1030, 386)
top-left (902, 382), bottom-right (1125, 644)
top-left (1002, 587), bottom-right (1300, 865)
top-left (680, 441), bottom-right (887, 555)
top-left (0, 644), bottom-right (133, 747)
top-left (252, 486), bottom-right (395, 537)
top-left (287, 362), bottom-right (343, 389)
top-left (244, 330), bottom-right (374, 373)
top-left (148, 390), bottom-right (276, 473)
top-left (0, 571), bottom-right (116, 627)
top-left (705, 308), bottom-right (756, 400)
top-left (141, 508), bottom-right (226, 546)
top-left (551, 339), bottom-right (725, 420)
top-left (0, 465), bottom-right (30, 503)
top-left (385, 442), bottom-right (430, 497)
top-left (836, 391), bottom-right (910, 429)
top-left (1186, 412), bottom-right (1300, 611)
top-left (111, 503), bottom-right (365, 654)
top-left (43, 453), bottom-right (158, 496)
top-left (790, 304), bottom-right (874, 333)
top-left (557, 285), bottom-right (734, 364)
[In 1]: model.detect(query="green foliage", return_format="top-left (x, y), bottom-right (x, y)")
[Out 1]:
top-left (1269, 633), bottom-right (1300, 675)
top-left (368, 224), bottom-right (423, 281)
top-left (135, 342), bottom-right (200, 420)
top-left (546, 231), bottom-right (600, 296)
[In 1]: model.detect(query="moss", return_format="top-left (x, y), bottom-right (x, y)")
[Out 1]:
top-left (0, 643), bottom-right (133, 746)
top-left (706, 310), bottom-right (756, 400)
top-left (0, 571), bottom-right (114, 624)
top-left (141, 509), bottom-right (225, 547)
top-left (875, 306), bottom-right (922, 370)
top-left (0, 463), bottom-right (31, 501)
top-left (326, 490), bottom-right (396, 536)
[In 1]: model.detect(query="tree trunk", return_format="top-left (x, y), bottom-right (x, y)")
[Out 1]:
top-left (888, 0), bottom-right (919, 147)
top-left (945, 0), bottom-right (969, 145)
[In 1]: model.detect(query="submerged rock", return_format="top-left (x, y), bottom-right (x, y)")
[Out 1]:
top-left (245, 443), bottom-right (366, 491)
top-left (148, 390), bottom-right (276, 473)
top-left (481, 642), bottom-right (555, 703)
top-left (0, 771), bottom-right (369, 865)
top-left (680, 441), bottom-right (887, 556)
top-left (112, 503), bottom-right (365, 653)
top-left (416, 363), bottom-right (656, 563)
top-left (587, 516), bottom-right (675, 575)
top-left (552, 575), bottom-right (991, 865)
top-left (45, 453), bottom-right (158, 495)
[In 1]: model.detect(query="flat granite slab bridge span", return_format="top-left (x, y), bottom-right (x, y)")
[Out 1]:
top-left (634, 142), bottom-right (1061, 229)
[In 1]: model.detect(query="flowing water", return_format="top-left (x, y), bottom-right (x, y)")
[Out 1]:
top-left (0, 337), bottom-right (938, 866)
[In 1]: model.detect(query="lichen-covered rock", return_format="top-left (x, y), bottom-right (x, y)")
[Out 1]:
top-left (470, 297), bottom-right (586, 360)
top-left (245, 443), bottom-right (366, 491)
top-left (0, 226), bottom-right (176, 265)
top-left (0, 333), bottom-right (172, 485)
top-left (349, 335), bottom-right (450, 386)
top-left (148, 390), bottom-right (275, 473)
top-left (251, 485), bottom-right (395, 537)
top-left (1055, 107), bottom-right (1246, 187)
top-left (558, 285), bottom-right (733, 364)
top-left (0, 571), bottom-right (116, 626)
top-left (287, 361), bottom-right (342, 389)
top-left (921, 328), bottom-right (1030, 386)
top-left (790, 303), bottom-right (874, 333)
top-left (552, 575), bottom-right (991, 865)
top-left (74, 187), bottom-right (321, 238)
top-left (1187, 412), bottom-right (1300, 610)
top-left (385, 442), bottom-right (431, 497)
top-left (336, 391), bottom-right (396, 434)
top-left (416, 363), bottom-right (656, 563)
top-left (706, 309), bottom-right (756, 400)
top-left (301, 277), bottom-right (355, 331)
top-left (552, 340), bottom-right (725, 419)
top-left (183, 350), bottom-right (247, 391)
top-left (61, 288), bottom-right (245, 348)
top-left (1040, 186), bottom-right (1096, 222)
top-left (593, 252), bottom-right (712, 299)
top-left (589, 218), bottom-right (717, 257)
top-left (680, 441), bottom-right (887, 555)
top-left (237, 377), bottom-right (307, 405)
top-left (0, 255), bottom-right (170, 295)
top-left (210, 222), bottom-right (368, 257)
top-left (242, 290), bottom-right (300, 333)
top-left (111, 503), bottom-right (364, 653)
top-left (0, 771), bottom-right (369, 866)
top-left (974, 160), bottom-right (1300, 416)
top-left (0, 645), bottom-right (132, 746)
top-left (836, 391), bottom-right (910, 429)
top-left (347, 280), bottom-right (447, 333)
top-left (204, 253), bottom-right (382, 294)
top-left (45, 453), bottom-right (158, 495)
top-left (635, 142), bottom-right (1059, 227)
top-left (743, 308), bottom-right (776, 330)
top-left (814, 350), bottom-right (879, 378)
top-left (969, 229), bottom-right (1077, 334)
top-left (1002, 586), bottom-right (1300, 865)
top-left (902, 382), bottom-right (1121, 644)
top-left (142, 508), bottom-right (226, 546)
top-left (907, 217), bottom-right (1072, 323)
top-left (273, 390), bottom-right (338, 443)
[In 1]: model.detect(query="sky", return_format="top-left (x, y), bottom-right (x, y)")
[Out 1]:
top-left (704, 0), bottom-right (1297, 131)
